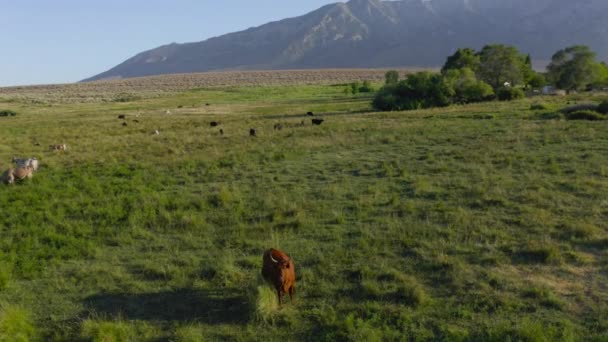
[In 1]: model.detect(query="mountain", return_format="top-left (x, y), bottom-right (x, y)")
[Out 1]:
top-left (84, 0), bottom-right (608, 82)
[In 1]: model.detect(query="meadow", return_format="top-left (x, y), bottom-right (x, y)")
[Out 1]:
top-left (0, 75), bottom-right (607, 341)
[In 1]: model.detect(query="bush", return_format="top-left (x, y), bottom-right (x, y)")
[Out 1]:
top-left (372, 72), bottom-right (453, 111)
top-left (359, 80), bottom-right (374, 93)
top-left (565, 110), bottom-right (606, 121)
top-left (0, 110), bottom-right (17, 117)
top-left (497, 87), bottom-right (525, 101)
top-left (597, 100), bottom-right (608, 114)
top-left (385, 70), bottom-right (399, 85)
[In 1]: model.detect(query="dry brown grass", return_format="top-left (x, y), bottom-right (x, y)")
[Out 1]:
top-left (0, 69), bottom-right (419, 104)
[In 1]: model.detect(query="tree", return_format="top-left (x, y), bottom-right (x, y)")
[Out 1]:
top-left (441, 48), bottom-right (480, 74)
top-left (547, 45), bottom-right (604, 91)
top-left (372, 72), bottom-right (453, 111)
top-left (528, 72), bottom-right (546, 89)
top-left (443, 68), bottom-right (494, 103)
top-left (385, 70), bottom-right (399, 85)
top-left (476, 44), bottom-right (530, 90)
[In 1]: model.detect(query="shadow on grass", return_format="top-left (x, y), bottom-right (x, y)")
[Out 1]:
top-left (84, 289), bottom-right (249, 324)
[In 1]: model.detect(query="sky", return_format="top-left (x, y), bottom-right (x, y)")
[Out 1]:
top-left (0, 0), bottom-right (338, 87)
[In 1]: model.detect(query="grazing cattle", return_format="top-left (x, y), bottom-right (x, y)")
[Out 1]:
top-left (307, 111), bottom-right (314, 116)
top-left (50, 144), bottom-right (67, 151)
top-left (2, 166), bottom-right (33, 185)
top-left (12, 157), bottom-right (39, 172)
top-left (312, 118), bottom-right (324, 125)
top-left (205, 103), bottom-right (211, 106)
top-left (210, 121), bottom-right (220, 127)
top-left (250, 128), bottom-right (257, 137)
top-left (133, 119), bottom-right (140, 123)
top-left (122, 122), bottom-right (128, 127)
top-left (273, 123), bottom-right (284, 131)
top-left (262, 248), bottom-right (296, 305)
top-left (219, 129), bottom-right (224, 135)
top-left (118, 114), bottom-right (126, 119)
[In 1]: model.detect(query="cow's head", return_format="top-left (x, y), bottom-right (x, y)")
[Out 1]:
top-left (269, 252), bottom-right (291, 270)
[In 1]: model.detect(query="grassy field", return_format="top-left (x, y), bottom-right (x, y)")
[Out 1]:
top-left (0, 78), bottom-right (607, 341)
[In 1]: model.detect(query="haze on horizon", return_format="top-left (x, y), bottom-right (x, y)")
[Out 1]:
top-left (0, 0), bottom-right (336, 87)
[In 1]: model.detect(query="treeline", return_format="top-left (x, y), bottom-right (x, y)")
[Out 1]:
top-left (373, 45), bottom-right (608, 111)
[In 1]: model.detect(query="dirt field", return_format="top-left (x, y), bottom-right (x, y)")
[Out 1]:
top-left (0, 69), bottom-right (419, 104)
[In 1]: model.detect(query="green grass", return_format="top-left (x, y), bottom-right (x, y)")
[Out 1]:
top-left (0, 83), bottom-right (607, 340)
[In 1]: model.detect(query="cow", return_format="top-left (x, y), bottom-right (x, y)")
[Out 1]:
top-left (219, 128), bottom-right (224, 135)
top-left (12, 157), bottom-right (39, 172)
top-left (122, 122), bottom-right (128, 127)
top-left (210, 121), bottom-right (220, 127)
top-left (2, 166), bottom-right (33, 185)
top-left (312, 118), bottom-right (324, 125)
top-left (262, 248), bottom-right (296, 305)
top-left (118, 114), bottom-right (126, 119)
top-left (50, 144), bottom-right (67, 151)
top-left (273, 123), bottom-right (284, 131)
top-left (250, 128), bottom-right (257, 137)
top-left (307, 111), bottom-right (314, 116)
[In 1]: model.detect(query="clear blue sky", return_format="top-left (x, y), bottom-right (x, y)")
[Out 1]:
top-left (0, 1), bottom-right (338, 86)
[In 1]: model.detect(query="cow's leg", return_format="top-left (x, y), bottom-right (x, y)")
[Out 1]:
top-left (277, 289), bottom-right (283, 306)
top-left (289, 285), bottom-right (295, 303)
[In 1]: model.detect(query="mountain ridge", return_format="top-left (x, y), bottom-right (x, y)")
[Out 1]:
top-left (83, 0), bottom-right (608, 82)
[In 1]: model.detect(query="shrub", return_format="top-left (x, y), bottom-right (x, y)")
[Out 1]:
top-left (385, 70), bottom-right (399, 85)
top-left (359, 80), bottom-right (374, 93)
top-left (372, 72), bottom-right (453, 111)
top-left (565, 110), bottom-right (606, 121)
top-left (0, 110), bottom-right (17, 117)
top-left (444, 68), bottom-right (494, 103)
top-left (597, 100), bottom-right (608, 114)
top-left (497, 87), bottom-right (525, 101)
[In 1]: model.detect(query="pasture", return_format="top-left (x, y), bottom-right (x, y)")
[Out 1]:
top-left (0, 76), bottom-right (607, 341)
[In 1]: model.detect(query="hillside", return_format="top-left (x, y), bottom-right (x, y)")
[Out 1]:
top-left (84, 0), bottom-right (608, 81)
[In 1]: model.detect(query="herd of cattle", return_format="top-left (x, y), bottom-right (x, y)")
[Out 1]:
top-left (3, 108), bottom-right (299, 305)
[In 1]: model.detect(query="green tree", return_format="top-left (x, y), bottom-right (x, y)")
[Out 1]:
top-left (385, 70), bottom-right (399, 85)
top-left (547, 45), bottom-right (604, 91)
top-left (373, 72), bottom-right (453, 111)
top-left (443, 68), bottom-right (494, 103)
top-left (441, 48), bottom-right (480, 74)
top-left (477, 44), bottom-right (529, 90)
top-left (528, 72), bottom-right (546, 89)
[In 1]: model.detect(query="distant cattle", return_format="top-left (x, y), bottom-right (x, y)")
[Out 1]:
top-left (118, 114), bottom-right (126, 119)
top-left (210, 121), bottom-right (220, 127)
top-left (50, 144), bottom-right (67, 151)
top-left (219, 129), bottom-right (224, 135)
top-left (250, 128), bottom-right (257, 137)
top-left (205, 103), bottom-right (211, 106)
top-left (262, 248), bottom-right (296, 305)
top-left (133, 119), bottom-right (140, 123)
top-left (307, 111), bottom-right (314, 116)
top-left (273, 123), bottom-right (284, 131)
top-left (122, 122), bottom-right (128, 127)
top-left (312, 119), bottom-right (324, 125)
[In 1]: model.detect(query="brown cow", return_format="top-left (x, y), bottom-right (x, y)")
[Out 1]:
top-left (262, 248), bottom-right (295, 305)
top-left (2, 166), bottom-right (33, 185)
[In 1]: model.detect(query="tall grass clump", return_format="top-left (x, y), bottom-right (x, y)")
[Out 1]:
top-left (0, 305), bottom-right (38, 342)
top-left (252, 285), bottom-right (280, 323)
